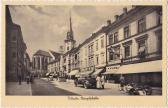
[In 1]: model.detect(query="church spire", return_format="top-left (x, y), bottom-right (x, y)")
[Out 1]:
top-left (67, 10), bottom-right (73, 40)
top-left (69, 11), bottom-right (73, 35)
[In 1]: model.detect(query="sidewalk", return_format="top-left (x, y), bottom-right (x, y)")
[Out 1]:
top-left (6, 81), bottom-right (32, 95)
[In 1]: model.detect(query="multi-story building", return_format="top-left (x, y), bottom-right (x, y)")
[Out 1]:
top-left (32, 50), bottom-right (52, 77)
top-left (105, 6), bottom-right (162, 86)
top-left (68, 46), bottom-right (80, 77)
top-left (47, 50), bottom-right (62, 76)
top-left (78, 25), bottom-right (108, 76)
top-left (24, 52), bottom-right (31, 78)
top-left (6, 6), bottom-right (27, 82)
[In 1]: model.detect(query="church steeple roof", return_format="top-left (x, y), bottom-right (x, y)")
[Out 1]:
top-left (66, 11), bottom-right (74, 41)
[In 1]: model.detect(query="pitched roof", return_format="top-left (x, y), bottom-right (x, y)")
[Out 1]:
top-left (33, 50), bottom-right (51, 57)
top-left (49, 50), bottom-right (61, 58)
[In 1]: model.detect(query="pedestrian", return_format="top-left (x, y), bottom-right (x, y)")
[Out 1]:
top-left (119, 75), bottom-right (125, 91)
top-left (26, 74), bottom-right (30, 84)
top-left (30, 73), bottom-right (34, 83)
top-left (101, 75), bottom-right (105, 89)
top-left (18, 75), bottom-right (22, 85)
top-left (96, 74), bottom-right (102, 89)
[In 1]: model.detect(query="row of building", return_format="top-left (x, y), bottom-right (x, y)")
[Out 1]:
top-left (6, 6), bottom-right (31, 82)
top-left (32, 6), bottom-right (162, 87)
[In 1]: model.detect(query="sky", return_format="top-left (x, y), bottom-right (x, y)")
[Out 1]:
top-left (9, 5), bottom-right (132, 59)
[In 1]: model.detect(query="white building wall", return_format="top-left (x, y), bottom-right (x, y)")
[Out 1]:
top-left (130, 21), bottom-right (137, 36)
top-left (118, 28), bottom-right (124, 41)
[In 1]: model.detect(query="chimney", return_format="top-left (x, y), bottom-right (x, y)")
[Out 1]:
top-left (107, 20), bottom-right (111, 26)
top-left (123, 7), bottom-right (127, 14)
top-left (115, 15), bottom-right (119, 21)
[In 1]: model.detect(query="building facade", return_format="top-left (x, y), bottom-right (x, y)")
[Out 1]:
top-left (6, 6), bottom-right (27, 82)
top-left (47, 50), bottom-right (63, 76)
top-left (24, 52), bottom-right (31, 79)
top-left (32, 50), bottom-right (51, 77)
top-left (105, 6), bottom-right (162, 86)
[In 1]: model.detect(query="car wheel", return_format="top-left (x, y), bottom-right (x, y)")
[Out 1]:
top-left (84, 83), bottom-right (88, 89)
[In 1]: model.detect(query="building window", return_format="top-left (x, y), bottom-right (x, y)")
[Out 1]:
top-left (109, 34), bottom-right (113, 45)
top-left (114, 32), bottom-right (118, 43)
top-left (124, 25), bottom-right (130, 39)
top-left (136, 34), bottom-right (148, 58)
top-left (85, 47), bottom-right (87, 56)
top-left (96, 55), bottom-right (99, 65)
top-left (101, 53), bottom-right (105, 64)
top-left (101, 37), bottom-right (104, 48)
top-left (124, 45), bottom-right (131, 58)
top-left (114, 47), bottom-right (120, 60)
top-left (75, 54), bottom-right (77, 60)
top-left (157, 10), bottom-right (162, 25)
top-left (109, 52), bottom-right (114, 61)
top-left (67, 46), bottom-right (69, 51)
top-left (64, 58), bottom-right (66, 63)
top-left (138, 18), bottom-right (146, 33)
top-left (137, 40), bottom-right (146, 59)
top-left (96, 40), bottom-right (98, 51)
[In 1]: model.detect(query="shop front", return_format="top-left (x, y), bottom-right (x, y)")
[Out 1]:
top-left (114, 60), bottom-right (162, 87)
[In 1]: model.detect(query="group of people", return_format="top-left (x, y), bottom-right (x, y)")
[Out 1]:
top-left (96, 74), bottom-right (125, 90)
top-left (96, 74), bottom-right (105, 89)
top-left (25, 73), bottom-right (34, 84)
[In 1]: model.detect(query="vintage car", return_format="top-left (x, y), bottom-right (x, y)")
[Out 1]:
top-left (74, 75), bottom-right (97, 89)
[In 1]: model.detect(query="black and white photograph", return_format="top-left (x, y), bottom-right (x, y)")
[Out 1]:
top-left (5, 5), bottom-right (162, 96)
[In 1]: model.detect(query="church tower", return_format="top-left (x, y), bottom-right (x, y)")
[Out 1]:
top-left (64, 11), bottom-right (76, 52)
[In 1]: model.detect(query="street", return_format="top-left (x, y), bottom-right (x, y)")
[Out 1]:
top-left (6, 78), bottom-right (162, 96)
top-left (31, 78), bottom-right (127, 96)
top-left (31, 78), bottom-right (79, 96)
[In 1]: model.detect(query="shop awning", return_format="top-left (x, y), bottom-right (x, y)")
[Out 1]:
top-left (69, 70), bottom-right (79, 76)
top-left (92, 69), bottom-right (103, 76)
top-left (75, 71), bottom-right (93, 77)
top-left (115, 60), bottom-right (162, 74)
top-left (103, 68), bottom-right (119, 74)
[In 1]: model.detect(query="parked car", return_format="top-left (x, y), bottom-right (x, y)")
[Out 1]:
top-left (74, 75), bottom-right (96, 89)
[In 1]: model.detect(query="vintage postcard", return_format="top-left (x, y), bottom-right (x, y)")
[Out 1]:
top-left (1, 0), bottom-right (167, 107)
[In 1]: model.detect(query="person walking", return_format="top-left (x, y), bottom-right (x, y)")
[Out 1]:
top-left (119, 75), bottom-right (125, 91)
top-left (101, 75), bottom-right (105, 89)
top-left (18, 75), bottom-right (22, 85)
top-left (96, 74), bottom-right (102, 89)
top-left (26, 74), bottom-right (30, 84)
